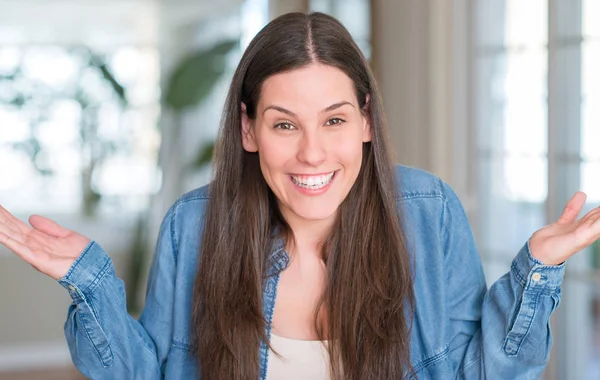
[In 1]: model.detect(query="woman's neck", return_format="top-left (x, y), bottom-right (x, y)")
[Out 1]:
top-left (280, 209), bottom-right (335, 260)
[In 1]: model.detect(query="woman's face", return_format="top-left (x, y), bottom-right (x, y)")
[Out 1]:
top-left (241, 63), bottom-right (371, 225)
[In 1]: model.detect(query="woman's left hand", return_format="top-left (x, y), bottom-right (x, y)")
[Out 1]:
top-left (529, 191), bottom-right (600, 266)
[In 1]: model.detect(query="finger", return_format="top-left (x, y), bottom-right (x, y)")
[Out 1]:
top-left (584, 209), bottom-right (600, 228)
top-left (22, 228), bottom-right (67, 256)
top-left (0, 212), bottom-right (63, 250)
top-left (0, 228), bottom-right (26, 247)
top-left (557, 191), bottom-right (588, 225)
top-left (0, 217), bottom-right (49, 249)
top-left (574, 208), bottom-right (600, 230)
top-left (0, 204), bottom-right (33, 234)
top-left (592, 213), bottom-right (600, 237)
top-left (577, 206), bottom-right (600, 228)
top-left (573, 211), bottom-right (600, 246)
top-left (0, 219), bottom-right (27, 245)
top-left (29, 215), bottom-right (71, 238)
top-left (0, 231), bottom-right (37, 265)
top-left (0, 216), bottom-right (21, 237)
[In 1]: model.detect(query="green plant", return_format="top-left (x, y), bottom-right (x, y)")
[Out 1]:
top-left (166, 39), bottom-right (238, 169)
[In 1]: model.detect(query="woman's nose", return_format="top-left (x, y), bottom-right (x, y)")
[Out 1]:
top-left (296, 130), bottom-right (326, 167)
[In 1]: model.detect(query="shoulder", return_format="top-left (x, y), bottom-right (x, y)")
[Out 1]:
top-left (394, 164), bottom-right (456, 203)
top-left (159, 185), bottom-right (211, 256)
top-left (169, 184), bottom-right (210, 217)
top-left (393, 165), bottom-right (467, 237)
top-left (176, 184), bottom-right (211, 204)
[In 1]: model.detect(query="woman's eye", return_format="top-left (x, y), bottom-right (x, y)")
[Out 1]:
top-left (325, 118), bottom-right (345, 126)
top-left (274, 122), bottom-right (295, 130)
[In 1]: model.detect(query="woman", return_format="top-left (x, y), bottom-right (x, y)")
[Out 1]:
top-left (0, 12), bottom-right (598, 380)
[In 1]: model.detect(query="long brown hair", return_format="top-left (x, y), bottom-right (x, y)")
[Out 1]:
top-left (192, 12), bottom-right (415, 379)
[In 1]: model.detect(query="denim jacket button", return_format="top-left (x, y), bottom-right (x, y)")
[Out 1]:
top-left (532, 273), bottom-right (542, 282)
top-left (69, 285), bottom-right (76, 291)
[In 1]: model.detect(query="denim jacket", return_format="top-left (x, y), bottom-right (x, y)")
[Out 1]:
top-left (58, 165), bottom-right (565, 379)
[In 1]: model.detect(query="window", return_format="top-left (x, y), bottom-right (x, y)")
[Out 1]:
top-left (473, 1), bottom-right (600, 378)
top-left (0, 1), bottom-right (162, 217)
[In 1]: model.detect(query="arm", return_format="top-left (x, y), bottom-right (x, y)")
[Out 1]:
top-left (441, 183), bottom-right (564, 379)
top-left (59, 207), bottom-right (177, 379)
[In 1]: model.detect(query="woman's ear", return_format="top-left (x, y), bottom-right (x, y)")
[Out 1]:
top-left (241, 102), bottom-right (258, 152)
top-left (362, 94), bottom-right (372, 143)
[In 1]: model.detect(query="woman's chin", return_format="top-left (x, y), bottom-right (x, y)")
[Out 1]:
top-left (290, 206), bottom-right (339, 223)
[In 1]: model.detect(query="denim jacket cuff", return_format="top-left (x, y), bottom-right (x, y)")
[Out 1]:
top-left (57, 241), bottom-right (113, 302)
top-left (510, 240), bottom-right (566, 292)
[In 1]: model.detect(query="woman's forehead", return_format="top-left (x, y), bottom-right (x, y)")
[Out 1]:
top-left (257, 64), bottom-right (357, 113)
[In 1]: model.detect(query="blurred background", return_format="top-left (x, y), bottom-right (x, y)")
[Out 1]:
top-left (0, 0), bottom-right (598, 379)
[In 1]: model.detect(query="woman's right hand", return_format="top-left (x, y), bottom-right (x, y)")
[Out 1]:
top-left (0, 205), bottom-right (91, 280)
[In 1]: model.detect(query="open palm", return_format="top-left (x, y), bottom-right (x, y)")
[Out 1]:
top-left (0, 205), bottom-right (90, 280)
top-left (530, 192), bottom-right (600, 265)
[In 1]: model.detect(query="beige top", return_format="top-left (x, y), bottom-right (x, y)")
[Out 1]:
top-left (265, 333), bottom-right (330, 380)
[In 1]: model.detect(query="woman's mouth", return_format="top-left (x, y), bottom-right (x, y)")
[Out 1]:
top-left (290, 171), bottom-right (336, 190)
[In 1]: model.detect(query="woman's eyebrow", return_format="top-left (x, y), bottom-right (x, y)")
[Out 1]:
top-left (321, 101), bottom-right (354, 114)
top-left (263, 105), bottom-right (296, 116)
top-left (262, 101), bottom-right (354, 116)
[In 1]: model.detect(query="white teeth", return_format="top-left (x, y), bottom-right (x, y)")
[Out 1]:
top-left (291, 172), bottom-right (335, 189)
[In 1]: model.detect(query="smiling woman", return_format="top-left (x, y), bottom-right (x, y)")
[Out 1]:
top-left (1, 11), bottom-right (600, 380)
top-left (241, 64), bottom-right (371, 224)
